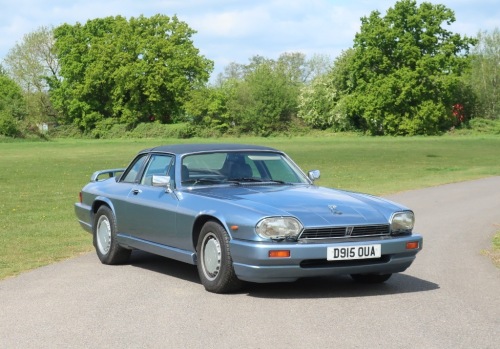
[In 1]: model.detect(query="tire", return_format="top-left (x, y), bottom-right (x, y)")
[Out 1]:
top-left (196, 220), bottom-right (243, 293)
top-left (93, 205), bottom-right (131, 265)
top-left (350, 273), bottom-right (392, 284)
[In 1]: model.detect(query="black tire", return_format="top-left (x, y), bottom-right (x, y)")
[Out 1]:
top-left (93, 205), bottom-right (131, 265)
top-left (196, 220), bottom-right (243, 293)
top-left (350, 273), bottom-right (392, 284)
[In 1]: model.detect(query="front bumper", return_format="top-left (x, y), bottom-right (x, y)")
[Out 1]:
top-left (230, 234), bottom-right (423, 283)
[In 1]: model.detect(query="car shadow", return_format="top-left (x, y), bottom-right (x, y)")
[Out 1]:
top-left (128, 251), bottom-right (200, 284)
top-left (242, 273), bottom-right (439, 299)
top-left (127, 251), bottom-right (439, 299)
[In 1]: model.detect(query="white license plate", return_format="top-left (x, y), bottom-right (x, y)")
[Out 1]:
top-left (327, 244), bottom-right (381, 261)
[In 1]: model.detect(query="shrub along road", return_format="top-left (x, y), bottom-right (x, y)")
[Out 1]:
top-left (0, 177), bottom-right (499, 348)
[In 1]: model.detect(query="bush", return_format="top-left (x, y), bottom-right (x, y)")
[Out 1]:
top-left (127, 122), bottom-right (203, 139)
top-left (90, 118), bottom-right (121, 139)
top-left (0, 110), bottom-right (20, 137)
top-left (468, 118), bottom-right (500, 134)
top-left (47, 124), bottom-right (83, 138)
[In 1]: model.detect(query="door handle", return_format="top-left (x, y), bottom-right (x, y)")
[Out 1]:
top-left (132, 189), bottom-right (142, 195)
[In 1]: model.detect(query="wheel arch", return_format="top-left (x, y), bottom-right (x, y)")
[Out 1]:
top-left (91, 197), bottom-right (116, 222)
top-left (192, 214), bottom-right (231, 252)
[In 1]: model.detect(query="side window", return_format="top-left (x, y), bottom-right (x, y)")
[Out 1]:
top-left (140, 154), bottom-right (174, 186)
top-left (121, 154), bottom-right (148, 183)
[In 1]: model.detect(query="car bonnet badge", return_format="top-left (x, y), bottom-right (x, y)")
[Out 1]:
top-left (328, 205), bottom-right (343, 215)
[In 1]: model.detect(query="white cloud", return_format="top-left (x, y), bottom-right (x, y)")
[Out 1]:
top-left (191, 8), bottom-right (271, 38)
top-left (1, 0), bottom-right (499, 78)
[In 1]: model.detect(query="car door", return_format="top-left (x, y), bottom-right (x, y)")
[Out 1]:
top-left (121, 153), bottom-right (181, 247)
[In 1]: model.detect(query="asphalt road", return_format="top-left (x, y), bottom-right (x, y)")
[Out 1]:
top-left (1, 177), bottom-right (499, 349)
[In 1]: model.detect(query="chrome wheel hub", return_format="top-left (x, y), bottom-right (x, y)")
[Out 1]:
top-left (202, 233), bottom-right (221, 281)
top-left (96, 216), bottom-right (111, 255)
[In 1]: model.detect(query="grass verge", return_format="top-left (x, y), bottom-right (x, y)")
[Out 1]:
top-left (1, 134), bottom-right (499, 279)
top-left (482, 231), bottom-right (500, 268)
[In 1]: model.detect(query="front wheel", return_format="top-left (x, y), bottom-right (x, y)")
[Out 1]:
top-left (93, 206), bottom-right (131, 265)
top-left (196, 221), bottom-right (243, 293)
top-left (350, 273), bottom-right (392, 283)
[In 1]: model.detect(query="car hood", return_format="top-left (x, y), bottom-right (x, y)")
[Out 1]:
top-left (184, 185), bottom-right (406, 227)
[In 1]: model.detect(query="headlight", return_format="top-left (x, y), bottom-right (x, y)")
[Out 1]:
top-left (391, 211), bottom-right (415, 234)
top-left (256, 217), bottom-right (303, 240)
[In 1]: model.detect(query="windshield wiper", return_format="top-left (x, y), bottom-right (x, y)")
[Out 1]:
top-left (182, 178), bottom-right (224, 185)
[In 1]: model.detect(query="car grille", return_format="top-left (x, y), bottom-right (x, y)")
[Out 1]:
top-left (299, 224), bottom-right (390, 240)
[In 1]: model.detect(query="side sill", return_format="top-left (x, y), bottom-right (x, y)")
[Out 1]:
top-left (117, 234), bottom-right (196, 265)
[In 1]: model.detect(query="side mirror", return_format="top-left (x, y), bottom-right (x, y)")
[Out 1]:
top-left (152, 175), bottom-right (172, 192)
top-left (308, 170), bottom-right (320, 182)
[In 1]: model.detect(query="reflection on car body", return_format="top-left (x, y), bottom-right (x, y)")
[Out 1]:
top-left (75, 143), bottom-right (423, 293)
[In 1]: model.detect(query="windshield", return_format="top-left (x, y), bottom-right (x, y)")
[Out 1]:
top-left (181, 151), bottom-right (309, 186)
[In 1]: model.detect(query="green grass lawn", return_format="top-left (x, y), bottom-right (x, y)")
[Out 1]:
top-left (1, 135), bottom-right (499, 279)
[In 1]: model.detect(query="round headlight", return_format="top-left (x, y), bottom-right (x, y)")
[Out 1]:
top-left (391, 211), bottom-right (415, 234)
top-left (256, 217), bottom-right (303, 240)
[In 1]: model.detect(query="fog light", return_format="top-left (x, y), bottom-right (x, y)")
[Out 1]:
top-left (406, 241), bottom-right (419, 250)
top-left (269, 250), bottom-right (291, 258)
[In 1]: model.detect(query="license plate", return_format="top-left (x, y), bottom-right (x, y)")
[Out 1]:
top-left (327, 244), bottom-right (381, 261)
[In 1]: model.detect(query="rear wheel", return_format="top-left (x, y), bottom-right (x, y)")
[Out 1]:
top-left (196, 221), bottom-right (243, 293)
top-left (93, 206), bottom-right (131, 264)
top-left (350, 273), bottom-right (392, 283)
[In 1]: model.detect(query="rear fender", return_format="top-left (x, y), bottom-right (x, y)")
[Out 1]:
top-left (91, 196), bottom-right (117, 222)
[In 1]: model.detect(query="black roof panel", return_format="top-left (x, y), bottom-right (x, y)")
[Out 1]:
top-left (140, 143), bottom-right (279, 155)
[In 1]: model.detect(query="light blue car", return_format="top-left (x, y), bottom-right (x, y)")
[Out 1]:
top-left (75, 144), bottom-right (423, 293)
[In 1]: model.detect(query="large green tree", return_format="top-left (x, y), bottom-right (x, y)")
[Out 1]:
top-left (344, 0), bottom-right (476, 135)
top-left (51, 14), bottom-right (213, 131)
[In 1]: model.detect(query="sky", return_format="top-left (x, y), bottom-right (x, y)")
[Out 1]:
top-left (0, 0), bottom-right (499, 79)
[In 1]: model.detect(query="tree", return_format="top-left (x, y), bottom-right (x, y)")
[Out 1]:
top-left (210, 52), bottom-right (328, 135)
top-left (3, 26), bottom-right (58, 125)
top-left (51, 14), bottom-right (213, 131)
top-left (345, 0), bottom-right (476, 135)
top-left (298, 49), bottom-right (354, 130)
top-left (470, 28), bottom-right (500, 119)
top-left (184, 85), bottom-right (231, 133)
top-left (0, 70), bottom-right (26, 136)
top-left (219, 55), bottom-right (301, 135)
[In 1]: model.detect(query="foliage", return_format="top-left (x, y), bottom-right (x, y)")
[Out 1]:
top-left (466, 118), bottom-right (500, 134)
top-left (0, 73), bottom-right (26, 136)
top-left (51, 14), bottom-right (213, 131)
top-left (127, 122), bottom-right (198, 139)
top-left (184, 86), bottom-right (231, 132)
top-left (298, 74), bottom-right (338, 129)
top-left (481, 231), bottom-right (500, 268)
top-left (0, 110), bottom-right (19, 137)
top-left (469, 28), bottom-right (500, 120)
top-left (492, 232), bottom-right (500, 268)
top-left (298, 50), bottom-right (354, 131)
top-left (47, 124), bottom-right (84, 138)
top-left (204, 53), bottom-right (325, 136)
top-left (341, 0), bottom-right (477, 135)
top-left (237, 60), bottom-right (298, 135)
top-left (3, 26), bottom-right (59, 125)
top-left (3, 2), bottom-right (498, 138)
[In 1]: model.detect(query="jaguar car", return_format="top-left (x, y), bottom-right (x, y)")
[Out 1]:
top-left (75, 143), bottom-right (423, 293)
